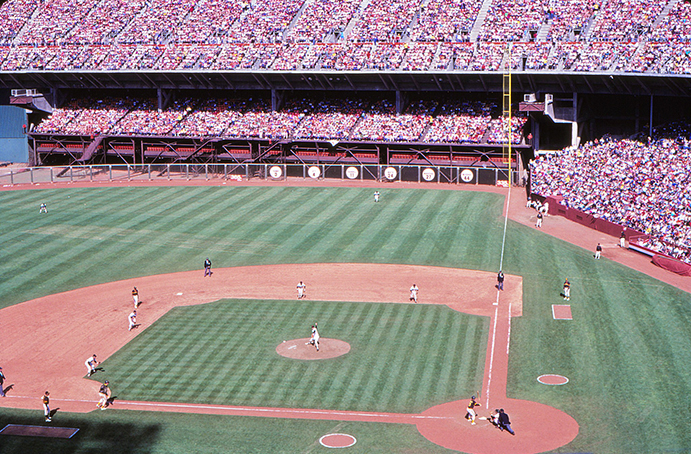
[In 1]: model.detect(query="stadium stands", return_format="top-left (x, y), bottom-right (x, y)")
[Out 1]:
top-left (530, 136), bottom-right (691, 264)
top-left (1, 0), bottom-right (690, 73)
top-left (32, 95), bottom-right (526, 146)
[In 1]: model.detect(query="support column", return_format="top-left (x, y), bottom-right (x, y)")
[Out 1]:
top-left (271, 89), bottom-right (285, 112)
top-left (395, 91), bottom-right (409, 115)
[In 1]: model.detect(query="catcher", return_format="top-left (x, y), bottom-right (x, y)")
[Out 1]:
top-left (465, 395), bottom-right (481, 425)
top-left (97, 380), bottom-right (110, 410)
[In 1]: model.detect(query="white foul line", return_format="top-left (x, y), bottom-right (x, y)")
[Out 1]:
top-left (485, 303), bottom-right (499, 410)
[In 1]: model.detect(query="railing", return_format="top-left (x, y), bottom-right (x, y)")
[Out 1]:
top-left (0, 163), bottom-right (516, 186)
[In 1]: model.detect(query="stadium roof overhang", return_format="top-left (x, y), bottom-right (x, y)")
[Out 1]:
top-left (0, 70), bottom-right (689, 97)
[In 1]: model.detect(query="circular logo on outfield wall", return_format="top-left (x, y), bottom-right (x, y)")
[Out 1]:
top-left (269, 166), bottom-right (283, 179)
top-left (422, 167), bottom-right (436, 181)
top-left (345, 166), bottom-right (359, 179)
top-left (308, 166), bottom-right (321, 179)
top-left (460, 169), bottom-right (474, 183)
top-left (384, 166), bottom-right (397, 180)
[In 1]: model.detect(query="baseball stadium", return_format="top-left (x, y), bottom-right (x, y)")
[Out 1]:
top-left (1, 1), bottom-right (691, 453)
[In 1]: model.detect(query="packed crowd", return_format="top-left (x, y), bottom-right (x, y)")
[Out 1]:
top-left (477, 0), bottom-right (549, 43)
top-left (32, 95), bottom-right (527, 145)
top-left (588, 0), bottom-right (664, 42)
top-left (410, 0), bottom-right (482, 42)
top-left (544, 0), bottom-right (596, 42)
top-left (530, 136), bottom-right (691, 263)
top-left (1, 0), bottom-right (691, 73)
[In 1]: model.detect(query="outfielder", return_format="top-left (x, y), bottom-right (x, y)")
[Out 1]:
top-left (97, 380), bottom-right (110, 410)
top-left (85, 354), bottom-right (99, 377)
top-left (132, 287), bottom-right (139, 308)
top-left (297, 281), bottom-right (306, 299)
top-left (374, 191), bottom-right (380, 202)
top-left (39, 203), bottom-right (48, 213)
top-left (128, 310), bottom-right (137, 331)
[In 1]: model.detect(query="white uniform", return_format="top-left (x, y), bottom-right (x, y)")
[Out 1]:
top-left (374, 191), bottom-right (380, 202)
top-left (311, 326), bottom-right (320, 351)
top-left (85, 355), bottom-right (98, 376)
top-left (297, 281), bottom-right (306, 299)
top-left (132, 288), bottom-right (139, 308)
top-left (410, 284), bottom-right (419, 303)
top-left (128, 311), bottom-right (137, 331)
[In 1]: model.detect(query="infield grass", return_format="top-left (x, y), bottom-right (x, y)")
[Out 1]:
top-left (1, 185), bottom-right (691, 453)
top-left (99, 299), bottom-right (487, 413)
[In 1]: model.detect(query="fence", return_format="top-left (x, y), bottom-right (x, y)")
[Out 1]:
top-left (0, 163), bottom-right (516, 186)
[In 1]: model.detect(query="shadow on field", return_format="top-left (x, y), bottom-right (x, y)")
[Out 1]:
top-left (0, 410), bottom-right (160, 454)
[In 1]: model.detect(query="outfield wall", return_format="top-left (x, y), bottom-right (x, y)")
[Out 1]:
top-left (0, 163), bottom-right (518, 186)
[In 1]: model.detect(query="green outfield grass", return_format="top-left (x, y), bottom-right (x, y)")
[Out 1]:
top-left (1, 185), bottom-right (691, 454)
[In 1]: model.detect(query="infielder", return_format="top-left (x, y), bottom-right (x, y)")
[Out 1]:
top-left (563, 278), bottom-right (571, 301)
top-left (97, 380), bottom-right (110, 410)
top-left (128, 310), bottom-right (137, 331)
top-left (0, 367), bottom-right (6, 397)
top-left (132, 287), bottom-right (139, 308)
top-left (297, 281), bottom-right (306, 299)
top-left (42, 391), bottom-right (51, 422)
top-left (409, 284), bottom-right (419, 303)
top-left (85, 354), bottom-right (99, 377)
top-left (204, 258), bottom-right (212, 277)
top-left (465, 395), bottom-right (481, 425)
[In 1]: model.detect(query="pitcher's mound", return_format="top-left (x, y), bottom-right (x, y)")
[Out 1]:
top-left (276, 338), bottom-right (350, 360)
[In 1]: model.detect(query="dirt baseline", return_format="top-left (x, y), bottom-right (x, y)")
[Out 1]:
top-left (0, 263), bottom-right (577, 454)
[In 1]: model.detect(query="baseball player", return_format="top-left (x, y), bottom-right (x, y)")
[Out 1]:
top-left (204, 258), bottom-right (212, 277)
top-left (374, 191), bottom-right (380, 202)
top-left (128, 310), bottom-right (137, 331)
top-left (42, 391), bottom-right (51, 422)
top-left (409, 284), bottom-right (419, 303)
top-left (595, 243), bottom-right (602, 259)
top-left (85, 354), bottom-right (99, 377)
top-left (97, 380), bottom-right (110, 410)
top-left (132, 287), bottom-right (139, 308)
top-left (465, 395), bottom-right (481, 425)
top-left (297, 281), bottom-right (306, 299)
top-left (563, 278), bottom-right (571, 301)
top-left (0, 367), bottom-right (6, 397)
top-left (308, 324), bottom-right (320, 351)
top-left (39, 203), bottom-right (48, 213)
top-left (536, 210), bottom-right (543, 228)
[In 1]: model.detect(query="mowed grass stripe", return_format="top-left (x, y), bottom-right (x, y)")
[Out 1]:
top-left (272, 189), bottom-right (367, 263)
top-left (327, 302), bottom-right (395, 410)
top-left (321, 300), bottom-right (381, 410)
top-left (389, 190), bottom-right (452, 264)
top-left (101, 299), bottom-right (485, 414)
top-left (354, 190), bottom-right (428, 263)
top-left (205, 187), bottom-right (316, 264)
